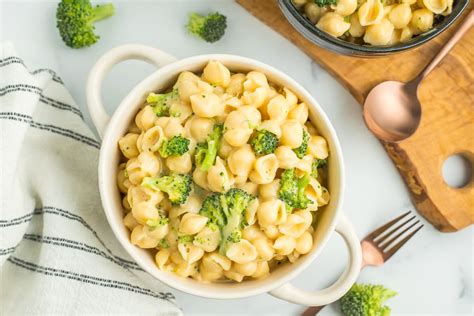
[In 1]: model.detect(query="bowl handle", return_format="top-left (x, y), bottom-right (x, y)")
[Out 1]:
top-left (86, 44), bottom-right (178, 138)
top-left (270, 214), bottom-right (362, 306)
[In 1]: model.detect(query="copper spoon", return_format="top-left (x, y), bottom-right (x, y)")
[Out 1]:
top-left (363, 10), bottom-right (474, 143)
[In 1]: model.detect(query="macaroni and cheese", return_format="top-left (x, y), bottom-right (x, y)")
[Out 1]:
top-left (117, 61), bottom-right (330, 283)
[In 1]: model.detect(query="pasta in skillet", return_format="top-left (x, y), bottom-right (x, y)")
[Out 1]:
top-left (117, 61), bottom-right (331, 283)
top-left (293, 0), bottom-right (456, 45)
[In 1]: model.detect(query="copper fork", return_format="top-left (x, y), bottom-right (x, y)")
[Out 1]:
top-left (302, 211), bottom-right (423, 316)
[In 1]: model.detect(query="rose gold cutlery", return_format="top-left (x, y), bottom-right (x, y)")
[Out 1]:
top-left (363, 10), bottom-right (474, 142)
top-left (302, 211), bottom-right (423, 316)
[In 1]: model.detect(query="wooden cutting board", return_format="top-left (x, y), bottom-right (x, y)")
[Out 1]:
top-left (237, 0), bottom-right (474, 232)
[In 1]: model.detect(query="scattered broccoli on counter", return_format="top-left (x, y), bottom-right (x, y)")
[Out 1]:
top-left (194, 123), bottom-right (224, 171)
top-left (142, 174), bottom-right (192, 205)
top-left (187, 12), bottom-right (227, 43)
top-left (293, 130), bottom-right (310, 159)
top-left (199, 188), bottom-right (255, 254)
top-left (311, 158), bottom-right (327, 178)
top-left (56, 0), bottom-right (115, 48)
top-left (279, 168), bottom-right (313, 211)
top-left (159, 135), bottom-right (190, 158)
top-left (147, 89), bottom-right (179, 117)
top-left (249, 129), bottom-right (279, 156)
top-left (314, 0), bottom-right (338, 7)
top-left (340, 283), bottom-right (397, 316)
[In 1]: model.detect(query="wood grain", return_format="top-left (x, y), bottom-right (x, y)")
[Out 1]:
top-left (237, 0), bottom-right (474, 232)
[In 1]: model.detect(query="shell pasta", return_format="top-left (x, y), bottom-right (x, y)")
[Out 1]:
top-left (294, 0), bottom-right (455, 45)
top-left (117, 61), bottom-right (331, 283)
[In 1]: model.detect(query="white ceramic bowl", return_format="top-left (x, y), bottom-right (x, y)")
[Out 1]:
top-left (86, 44), bottom-right (362, 306)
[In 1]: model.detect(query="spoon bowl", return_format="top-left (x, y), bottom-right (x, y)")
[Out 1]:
top-left (363, 81), bottom-right (421, 142)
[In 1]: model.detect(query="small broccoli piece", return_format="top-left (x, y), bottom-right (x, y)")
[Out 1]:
top-left (293, 130), bottom-right (310, 159)
top-left (157, 239), bottom-right (170, 249)
top-left (227, 230), bottom-right (242, 243)
top-left (249, 129), bottom-right (279, 156)
top-left (195, 124), bottom-right (224, 171)
top-left (187, 12), bottom-right (227, 43)
top-left (142, 174), bottom-right (192, 205)
top-left (311, 158), bottom-right (328, 178)
top-left (199, 189), bottom-right (255, 254)
top-left (207, 222), bottom-right (219, 231)
top-left (279, 169), bottom-right (313, 210)
top-left (56, 0), bottom-right (114, 48)
top-left (158, 135), bottom-right (190, 158)
top-left (340, 283), bottom-right (397, 316)
top-left (147, 89), bottom-right (179, 117)
top-left (178, 235), bottom-right (194, 244)
top-left (314, 0), bottom-right (338, 7)
top-left (146, 216), bottom-right (169, 228)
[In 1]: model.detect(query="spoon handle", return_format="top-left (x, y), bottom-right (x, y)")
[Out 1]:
top-left (418, 10), bottom-right (473, 81)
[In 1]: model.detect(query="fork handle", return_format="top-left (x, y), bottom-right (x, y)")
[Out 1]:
top-left (301, 305), bottom-right (325, 316)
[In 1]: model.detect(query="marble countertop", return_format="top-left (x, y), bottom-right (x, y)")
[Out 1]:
top-left (1, 0), bottom-right (472, 314)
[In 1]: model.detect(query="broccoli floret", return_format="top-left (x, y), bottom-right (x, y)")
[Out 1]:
top-left (199, 188), bottom-right (255, 254)
top-left (314, 0), bottom-right (338, 7)
top-left (249, 129), bottom-right (279, 156)
top-left (194, 124), bottom-right (224, 171)
top-left (279, 169), bottom-right (313, 210)
top-left (219, 188), bottom-right (254, 253)
top-left (293, 130), bottom-right (310, 159)
top-left (142, 174), bottom-right (192, 205)
top-left (158, 135), bottom-right (190, 158)
top-left (56, 0), bottom-right (114, 48)
top-left (340, 283), bottom-right (397, 316)
top-left (147, 89), bottom-right (179, 117)
top-left (199, 193), bottom-right (227, 228)
top-left (187, 12), bottom-right (227, 43)
top-left (311, 158), bottom-right (328, 178)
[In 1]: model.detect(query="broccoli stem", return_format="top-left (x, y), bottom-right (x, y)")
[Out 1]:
top-left (219, 213), bottom-right (241, 254)
top-left (90, 3), bottom-right (115, 23)
top-left (201, 140), bottom-right (218, 171)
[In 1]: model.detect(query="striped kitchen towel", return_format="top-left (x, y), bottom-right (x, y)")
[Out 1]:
top-left (0, 42), bottom-right (181, 315)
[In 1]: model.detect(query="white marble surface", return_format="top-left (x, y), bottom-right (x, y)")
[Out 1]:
top-left (1, 0), bottom-right (472, 315)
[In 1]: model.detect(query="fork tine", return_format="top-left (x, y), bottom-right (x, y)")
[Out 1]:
top-left (366, 211), bottom-right (411, 240)
top-left (383, 224), bottom-right (423, 260)
top-left (376, 215), bottom-right (416, 245)
top-left (380, 219), bottom-right (420, 249)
